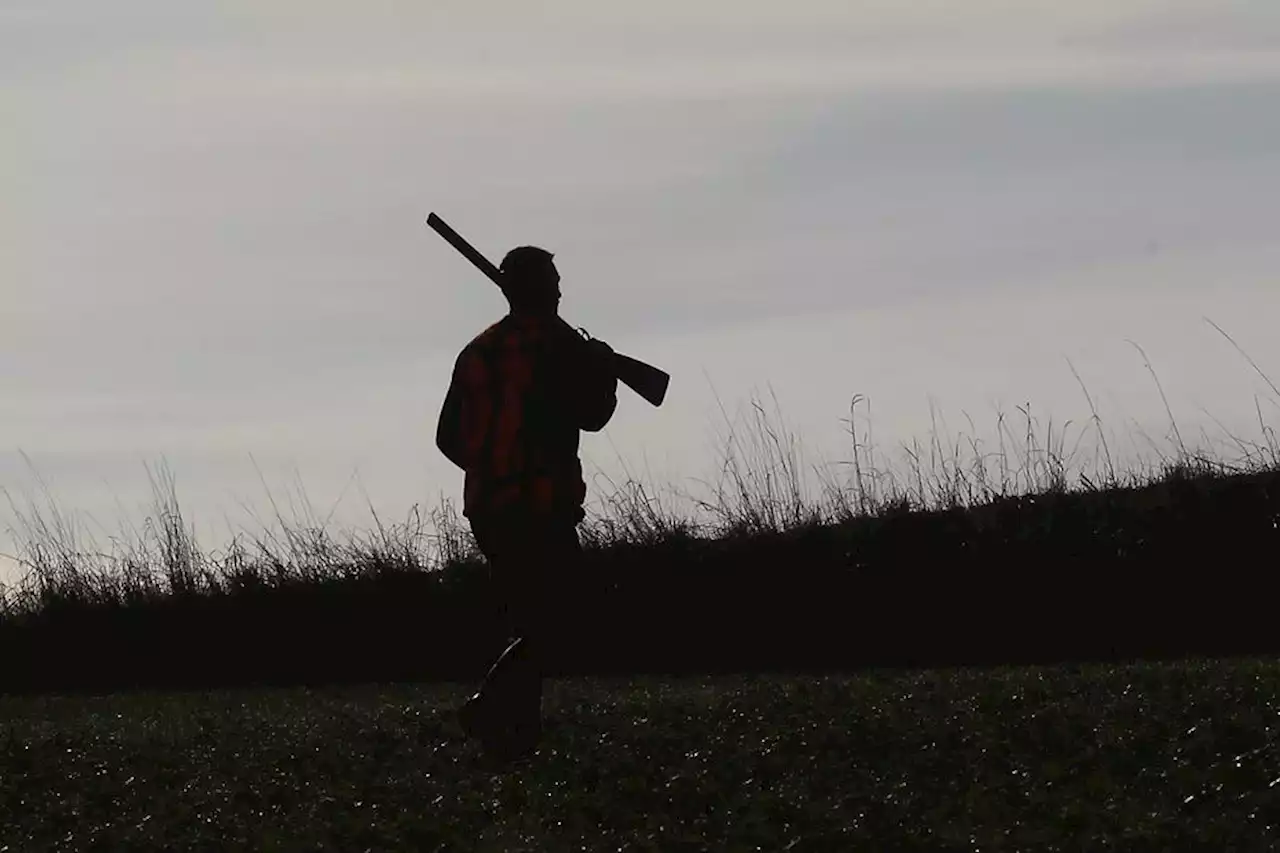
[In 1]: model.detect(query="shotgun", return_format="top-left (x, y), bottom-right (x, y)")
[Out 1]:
top-left (426, 212), bottom-right (669, 407)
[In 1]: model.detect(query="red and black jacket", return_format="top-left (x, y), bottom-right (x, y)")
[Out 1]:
top-left (436, 313), bottom-right (617, 522)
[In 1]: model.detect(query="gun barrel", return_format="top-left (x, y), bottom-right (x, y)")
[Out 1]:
top-left (426, 212), bottom-right (503, 286)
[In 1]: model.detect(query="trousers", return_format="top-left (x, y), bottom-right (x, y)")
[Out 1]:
top-left (468, 510), bottom-right (583, 719)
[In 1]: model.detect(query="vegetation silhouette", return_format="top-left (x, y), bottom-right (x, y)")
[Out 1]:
top-left (2, 368), bottom-right (1279, 696)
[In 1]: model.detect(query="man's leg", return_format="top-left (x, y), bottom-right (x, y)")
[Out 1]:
top-left (476, 522), bottom-right (561, 728)
top-left (464, 513), bottom-right (580, 750)
top-left (511, 519), bottom-right (582, 740)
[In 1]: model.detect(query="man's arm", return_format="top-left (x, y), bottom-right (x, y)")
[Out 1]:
top-left (435, 353), bottom-right (470, 469)
top-left (574, 338), bottom-right (618, 433)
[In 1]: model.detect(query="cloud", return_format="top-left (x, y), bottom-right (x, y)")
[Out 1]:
top-left (4, 1), bottom-right (1280, 583)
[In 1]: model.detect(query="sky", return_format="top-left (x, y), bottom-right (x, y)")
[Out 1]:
top-left (4, 2), bottom-right (1280, 580)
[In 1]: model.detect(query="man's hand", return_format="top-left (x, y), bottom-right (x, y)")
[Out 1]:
top-left (570, 330), bottom-right (618, 432)
top-left (573, 326), bottom-right (615, 365)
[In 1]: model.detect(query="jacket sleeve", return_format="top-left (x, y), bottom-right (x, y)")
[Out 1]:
top-left (435, 351), bottom-right (473, 469)
top-left (572, 338), bottom-right (618, 433)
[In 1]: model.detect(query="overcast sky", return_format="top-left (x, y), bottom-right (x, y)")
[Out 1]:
top-left (4, 2), bottom-right (1280, 579)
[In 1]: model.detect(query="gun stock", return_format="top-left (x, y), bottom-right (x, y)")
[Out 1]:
top-left (614, 352), bottom-right (669, 407)
top-left (427, 211), bottom-right (670, 408)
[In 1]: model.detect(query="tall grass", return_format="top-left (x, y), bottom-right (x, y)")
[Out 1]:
top-left (2, 351), bottom-right (1278, 624)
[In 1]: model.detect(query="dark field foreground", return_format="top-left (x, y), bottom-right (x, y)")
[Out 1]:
top-left (4, 658), bottom-right (1279, 851)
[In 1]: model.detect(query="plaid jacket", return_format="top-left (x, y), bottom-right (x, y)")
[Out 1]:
top-left (436, 313), bottom-right (618, 522)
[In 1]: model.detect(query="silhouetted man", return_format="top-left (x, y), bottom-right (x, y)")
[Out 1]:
top-left (436, 245), bottom-right (618, 761)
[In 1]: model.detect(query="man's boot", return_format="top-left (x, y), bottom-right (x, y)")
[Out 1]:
top-left (460, 636), bottom-right (543, 755)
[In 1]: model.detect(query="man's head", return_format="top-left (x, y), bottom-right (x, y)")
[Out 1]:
top-left (499, 246), bottom-right (561, 316)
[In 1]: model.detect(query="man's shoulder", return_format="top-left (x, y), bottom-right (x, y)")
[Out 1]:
top-left (474, 316), bottom-right (578, 346)
top-left (457, 316), bottom-right (583, 369)
top-left (459, 320), bottom-right (507, 356)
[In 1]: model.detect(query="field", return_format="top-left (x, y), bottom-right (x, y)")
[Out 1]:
top-left (4, 658), bottom-right (1279, 851)
top-left (3, 362), bottom-right (1279, 848)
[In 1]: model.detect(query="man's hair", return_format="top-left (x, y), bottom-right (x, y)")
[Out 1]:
top-left (499, 246), bottom-right (557, 310)
top-left (500, 246), bottom-right (555, 284)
